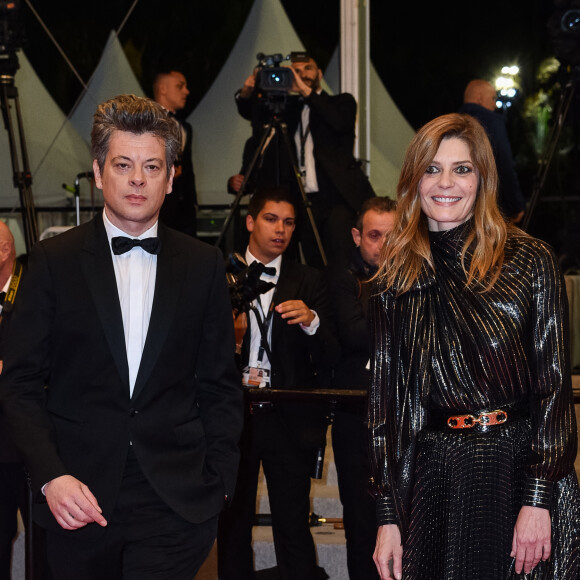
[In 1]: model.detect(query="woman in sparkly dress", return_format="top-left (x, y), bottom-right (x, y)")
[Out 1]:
top-left (369, 113), bottom-right (580, 580)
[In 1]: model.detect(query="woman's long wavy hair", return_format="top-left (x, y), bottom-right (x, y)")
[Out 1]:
top-left (376, 113), bottom-right (515, 295)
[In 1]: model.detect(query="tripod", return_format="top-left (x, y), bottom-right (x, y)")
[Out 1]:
top-left (215, 111), bottom-right (327, 266)
top-left (0, 57), bottom-right (39, 252)
top-left (523, 67), bottom-right (579, 231)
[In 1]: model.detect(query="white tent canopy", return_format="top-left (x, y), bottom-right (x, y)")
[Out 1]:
top-left (188, 0), bottom-right (313, 206)
top-left (69, 30), bottom-right (145, 146)
top-left (0, 51), bottom-right (93, 210)
top-left (189, 0), bottom-right (415, 205)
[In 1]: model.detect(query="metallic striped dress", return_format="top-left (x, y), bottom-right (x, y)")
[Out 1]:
top-left (368, 220), bottom-right (580, 579)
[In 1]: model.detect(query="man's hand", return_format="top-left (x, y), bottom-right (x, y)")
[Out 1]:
top-left (239, 71), bottom-right (257, 99)
top-left (289, 66), bottom-right (312, 98)
top-left (45, 475), bottom-right (107, 531)
top-left (374, 524), bottom-right (403, 580)
top-left (510, 210), bottom-right (525, 224)
top-left (275, 300), bottom-right (315, 327)
top-left (511, 505), bottom-right (551, 575)
top-left (228, 174), bottom-right (245, 193)
top-left (233, 310), bottom-right (248, 350)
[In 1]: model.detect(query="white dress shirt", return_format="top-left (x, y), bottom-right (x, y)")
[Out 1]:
top-left (103, 210), bottom-right (157, 397)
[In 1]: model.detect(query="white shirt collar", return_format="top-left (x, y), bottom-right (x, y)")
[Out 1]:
top-left (102, 209), bottom-right (159, 245)
top-left (245, 248), bottom-right (282, 278)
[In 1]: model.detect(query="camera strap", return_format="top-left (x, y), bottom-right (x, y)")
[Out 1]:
top-left (252, 291), bottom-right (276, 365)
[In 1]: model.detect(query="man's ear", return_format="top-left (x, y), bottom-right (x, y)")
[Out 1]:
top-left (351, 227), bottom-right (361, 247)
top-left (92, 160), bottom-right (103, 190)
top-left (166, 165), bottom-right (175, 195)
top-left (246, 214), bottom-right (255, 233)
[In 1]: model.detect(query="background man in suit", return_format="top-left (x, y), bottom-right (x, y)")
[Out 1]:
top-left (327, 196), bottom-right (396, 580)
top-left (0, 94), bottom-right (242, 580)
top-left (0, 221), bottom-right (27, 580)
top-left (153, 69), bottom-right (198, 237)
top-left (458, 79), bottom-right (525, 223)
top-left (233, 55), bottom-right (375, 268)
top-left (217, 187), bottom-right (338, 580)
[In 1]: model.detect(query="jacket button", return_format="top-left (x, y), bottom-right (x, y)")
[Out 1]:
top-left (129, 408), bottom-right (138, 417)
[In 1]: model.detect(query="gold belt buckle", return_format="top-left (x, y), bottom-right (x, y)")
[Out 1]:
top-left (447, 410), bottom-right (508, 429)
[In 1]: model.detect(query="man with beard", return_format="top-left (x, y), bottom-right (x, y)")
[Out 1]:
top-left (233, 54), bottom-right (375, 268)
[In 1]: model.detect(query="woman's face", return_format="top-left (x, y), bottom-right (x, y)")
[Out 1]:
top-left (419, 137), bottom-right (478, 232)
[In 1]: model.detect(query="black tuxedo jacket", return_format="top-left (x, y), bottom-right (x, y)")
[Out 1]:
top-left (236, 90), bottom-right (375, 211)
top-left (307, 90), bottom-right (375, 212)
top-left (0, 216), bottom-right (243, 536)
top-left (0, 257), bottom-right (26, 464)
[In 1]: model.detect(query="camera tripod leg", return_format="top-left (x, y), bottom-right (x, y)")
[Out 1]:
top-left (0, 77), bottom-right (39, 252)
top-left (215, 122), bottom-right (276, 250)
top-left (277, 121), bottom-right (327, 267)
top-left (523, 74), bottom-right (577, 231)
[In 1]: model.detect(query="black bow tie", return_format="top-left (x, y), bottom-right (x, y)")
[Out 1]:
top-left (251, 261), bottom-right (276, 276)
top-left (111, 236), bottom-right (161, 255)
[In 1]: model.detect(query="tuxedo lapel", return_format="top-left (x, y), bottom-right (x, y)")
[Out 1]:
top-left (131, 224), bottom-right (181, 400)
top-left (81, 217), bottom-right (129, 388)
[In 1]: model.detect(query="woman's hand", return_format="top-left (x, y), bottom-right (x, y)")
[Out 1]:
top-left (511, 505), bottom-right (551, 575)
top-left (374, 524), bottom-right (403, 580)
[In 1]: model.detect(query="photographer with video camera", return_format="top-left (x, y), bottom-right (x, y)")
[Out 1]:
top-left (232, 52), bottom-right (375, 269)
top-left (217, 186), bottom-right (339, 580)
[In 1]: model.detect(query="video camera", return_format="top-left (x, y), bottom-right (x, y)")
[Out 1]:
top-left (225, 253), bottom-right (275, 314)
top-left (255, 51), bottom-right (310, 95)
top-left (0, 0), bottom-right (25, 76)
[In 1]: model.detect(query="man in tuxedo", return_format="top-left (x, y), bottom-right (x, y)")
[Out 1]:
top-left (233, 54), bottom-right (375, 268)
top-left (217, 187), bottom-right (338, 580)
top-left (0, 94), bottom-right (243, 580)
top-left (153, 69), bottom-right (198, 237)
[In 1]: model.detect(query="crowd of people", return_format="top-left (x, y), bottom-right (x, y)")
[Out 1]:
top-left (0, 54), bottom-right (578, 580)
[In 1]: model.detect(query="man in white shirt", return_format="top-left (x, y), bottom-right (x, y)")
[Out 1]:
top-left (0, 94), bottom-right (242, 580)
top-left (233, 54), bottom-right (376, 268)
top-left (217, 187), bottom-right (339, 580)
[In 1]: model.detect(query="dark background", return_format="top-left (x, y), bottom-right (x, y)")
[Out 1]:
top-left (8, 0), bottom-right (580, 263)
top-left (16, 0), bottom-right (556, 128)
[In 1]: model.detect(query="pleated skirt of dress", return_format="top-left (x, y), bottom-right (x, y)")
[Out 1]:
top-left (403, 418), bottom-right (580, 580)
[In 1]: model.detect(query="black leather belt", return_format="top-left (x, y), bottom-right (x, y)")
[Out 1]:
top-left (427, 401), bottom-right (529, 433)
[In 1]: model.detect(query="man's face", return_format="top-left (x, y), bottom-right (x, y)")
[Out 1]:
top-left (247, 201), bottom-right (296, 264)
top-left (352, 209), bottom-right (396, 267)
top-left (291, 58), bottom-right (322, 92)
top-left (160, 71), bottom-right (189, 113)
top-left (93, 131), bottom-right (174, 237)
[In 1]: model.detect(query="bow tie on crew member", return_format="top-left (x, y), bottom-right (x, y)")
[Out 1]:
top-left (217, 186), bottom-right (339, 580)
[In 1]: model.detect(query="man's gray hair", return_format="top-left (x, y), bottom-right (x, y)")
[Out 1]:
top-left (91, 94), bottom-right (181, 177)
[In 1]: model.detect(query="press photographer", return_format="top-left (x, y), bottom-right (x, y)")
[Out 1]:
top-left (217, 187), bottom-right (338, 580)
top-left (231, 51), bottom-right (376, 269)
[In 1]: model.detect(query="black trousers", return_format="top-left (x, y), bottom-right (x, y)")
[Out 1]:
top-left (45, 447), bottom-right (217, 580)
top-left (331, 410), bottom-right (380, 580)
top-left (217, 408), bottom-right (319, 580)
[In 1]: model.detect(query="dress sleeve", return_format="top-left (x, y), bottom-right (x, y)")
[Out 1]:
top-left (524, 242), bottom-right (577, 508)
top-left (368, 289), bottom-right (398, 525)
